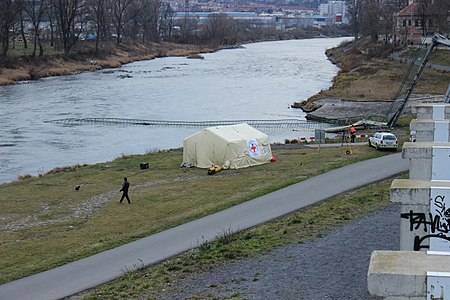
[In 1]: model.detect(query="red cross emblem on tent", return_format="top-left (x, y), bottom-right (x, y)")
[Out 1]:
top-left (247, 140), bottom-right (260, 157)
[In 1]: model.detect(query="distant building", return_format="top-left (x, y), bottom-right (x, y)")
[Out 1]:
top-left (313, 16), bottom-right (335, 27)
top-left (173, 11), bottom-right (276, 25)
top-left (395, 1), bottom-right (438, 45)
top-left (319, 3), bottom-right (329, 16)
top-left (319, 0), bottom-right (348, 25)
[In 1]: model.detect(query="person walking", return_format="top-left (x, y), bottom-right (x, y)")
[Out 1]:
top-left (119, 177), bottom-right (131, 204)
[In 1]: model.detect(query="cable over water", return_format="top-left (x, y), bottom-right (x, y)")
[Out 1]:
top-left (46, 117), bottom-right (334, 130)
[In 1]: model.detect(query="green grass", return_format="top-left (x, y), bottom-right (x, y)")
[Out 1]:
top-left (83, 171), bottom-right (403, 299)
top-left (0, 143), bottom-right (391, 285)
top-left (401, 47), bottom-right (450, 67)
top-left (8, 41), bottom-right (62, 57)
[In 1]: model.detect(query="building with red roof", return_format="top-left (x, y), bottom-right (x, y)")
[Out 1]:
top-left (395, 1), bottom-right (438, 45)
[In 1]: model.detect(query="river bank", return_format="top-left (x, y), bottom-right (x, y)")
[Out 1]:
top-left (0, 42), bottom-right (214, 85)
top-left (293, 38), bottom-right (450, 123)
top-left (1, 38), bottom-right (345, 184)
top-left (3, 37), bottom-right (449, 112)
top-left (302, 95), bottom-right (446, 124)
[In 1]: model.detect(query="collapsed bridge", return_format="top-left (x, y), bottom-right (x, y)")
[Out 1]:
top-left (45, 117), bottom-right (334, 131)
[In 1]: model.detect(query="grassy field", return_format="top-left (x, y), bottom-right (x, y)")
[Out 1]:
top-left (400, 47), bottom-right (450, 67)
top-left (83, 174), bottom-right (400, 299)
top-left (306, 40), bottom-right (450, 104)
top-left (309, 57), bottom-right (450, 102)
top-left (0, 143), bottom-right (393, 285)
top-left (0, 38), bottom-right (434, 298)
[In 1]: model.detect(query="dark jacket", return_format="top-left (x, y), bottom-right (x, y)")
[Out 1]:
top-left (120, 181), bottom-right (129, 193)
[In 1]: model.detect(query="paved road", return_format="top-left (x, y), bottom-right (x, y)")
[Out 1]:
top-left (0, 153), bottom-right (409, 300)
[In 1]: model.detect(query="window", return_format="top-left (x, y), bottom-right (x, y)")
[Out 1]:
top-left (383, 135), bottom-right (396, 141)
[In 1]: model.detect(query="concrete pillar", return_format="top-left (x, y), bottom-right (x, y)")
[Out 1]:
top-left (368, 251), bottom-right (450, 299)
top-left (368, 104), bottom-right (450, 299)
top-left (402, 142), bottom-right (450, 181)
top-left (412, 104), bottom-right (450, 121)
top-left (410, 120), bottom-right (450, 143)
top-left (391, 179), bottom-right (450, 251)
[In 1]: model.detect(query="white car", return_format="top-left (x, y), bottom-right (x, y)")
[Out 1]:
top-left (368, 132), bottom-right (398, 150)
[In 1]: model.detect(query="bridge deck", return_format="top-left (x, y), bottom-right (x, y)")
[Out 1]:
top-left (46, 118), bottom-right (334, 130)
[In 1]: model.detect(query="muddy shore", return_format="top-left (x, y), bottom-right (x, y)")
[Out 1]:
top-left (296, 95), bottom-right (446, 123)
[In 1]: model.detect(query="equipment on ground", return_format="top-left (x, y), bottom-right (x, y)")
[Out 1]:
top-left (208, 165), bottom-right (223, 175)
top-left (340, 131), bottom-right (354, 155)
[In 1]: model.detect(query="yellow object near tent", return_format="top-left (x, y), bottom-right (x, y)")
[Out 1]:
top-left (182, 123), bottom-right (273, 169)
top-left (208, 165), bottom-right (223, 175)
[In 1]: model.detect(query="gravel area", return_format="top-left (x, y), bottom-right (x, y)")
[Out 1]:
top-left (305, 96), bottom-right (445, 123)
top-left (158, 203), bottom-right (400, 300)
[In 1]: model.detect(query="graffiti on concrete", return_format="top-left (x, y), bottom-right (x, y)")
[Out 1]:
top-left (401, 188), bottom-right (450, 251)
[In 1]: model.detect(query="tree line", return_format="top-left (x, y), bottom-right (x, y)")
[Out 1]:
top-left (1, 0), bottom-right (448, 60)
top-left (0, 0), bottom-right (172, 57)
top-left (346, 0), bottom-right (450, 44)
top-left (0, 0), bottom-right (320, 59)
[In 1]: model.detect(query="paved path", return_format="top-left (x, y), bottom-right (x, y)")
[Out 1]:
top-left (0, 153), bottom-right (409, 300)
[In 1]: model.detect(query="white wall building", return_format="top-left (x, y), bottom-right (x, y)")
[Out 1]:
top-left (319, 3), bottom-right (329, 16)
top-left (319, 0), bottom-right (348, 24)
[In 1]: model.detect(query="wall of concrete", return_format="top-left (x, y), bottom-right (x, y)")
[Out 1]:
top-left (368, 104), bottom-right (450, 299)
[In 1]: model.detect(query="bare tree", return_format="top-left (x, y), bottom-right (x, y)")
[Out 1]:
top-left (228, 19), bottom-right (247, 45)
top-left (379, 0), bottom-right (399, 44)
top-left (46, 0), bottom-right (57, 47)
top-left (361, 0), bottom-right (382, 42)
top-left (414, 0), bottom-right (429, 37)
top-left (109, 0), bottom-right (140, 44)
top-left (346, 0), bottom-right (364, 40)
top-left (0, 0), bottom-right (24, 57)
top-left (160, 3), bottom-right (175, 40)
top-left (24, 0), bottom-right (49, 57)
top-left (139, 0), bottom-right (160, 43)
top-left (428, 0), bottom-right (450, 33)
top-left (178, 16), bottom-right (197, 44)
top-left (19, 12), bottom-right (28, 49)
top-left (53, 0), bottom-right (86, 55)
top-left (204, 13), bottom-right (232, 46)
top-left (89, 0), bottom-right (110, 54)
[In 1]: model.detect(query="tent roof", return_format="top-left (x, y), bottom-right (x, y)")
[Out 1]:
top-left (204, 123), bottom-right (268, 142)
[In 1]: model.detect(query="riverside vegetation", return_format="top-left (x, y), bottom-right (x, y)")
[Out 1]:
top-left (0, 42), bottom-right (215, 85)
top-left (300, 37), bottom-right (450, 111)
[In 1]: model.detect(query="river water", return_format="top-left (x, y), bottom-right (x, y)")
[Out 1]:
top-left (0, 37), bottom-right (348, 183)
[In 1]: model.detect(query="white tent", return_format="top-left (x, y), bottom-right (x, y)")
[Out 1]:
top-left (182, 123), bottom-right (272, 169)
